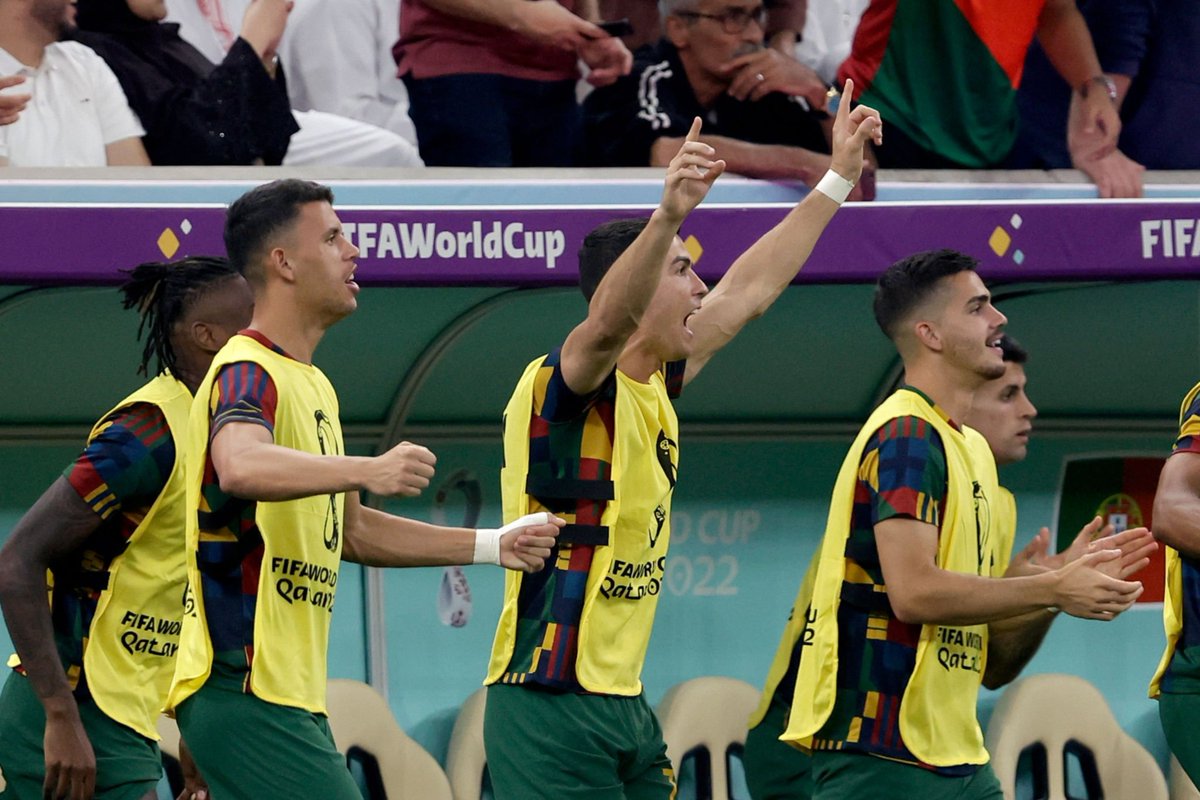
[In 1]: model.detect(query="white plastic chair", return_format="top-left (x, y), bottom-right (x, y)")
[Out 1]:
top-left (985, 673), bottom-right (1167, 800)
top-left (657, 676), bottom-right (761, 800)
top-left (445, 687), bottom-right (488, 800)
top-left (325, 678), bottom-right (453, 800)
top-left (1171, 755), bottom-right (1200, 800)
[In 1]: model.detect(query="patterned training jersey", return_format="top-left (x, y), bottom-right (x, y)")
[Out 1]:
top-left (171, 330), bottom-right (345, 714)
top-left (40, 404), bottom-right (175, 697)
top-left (496, 347), bottom-right (685, 692)
top-left (812, 387), bottom-right (974, 774)
top-left (1159, 388), bottom-right (1200, 693)
top-left (194, 330), bottom-right (281, 686)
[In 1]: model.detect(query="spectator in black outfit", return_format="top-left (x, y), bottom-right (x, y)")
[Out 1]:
top-left (73, 0), bottom-right (297, 165)
top-left (583, 0), bottom-right (872, 196)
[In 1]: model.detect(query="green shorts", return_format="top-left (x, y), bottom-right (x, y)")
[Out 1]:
top-left (175, 673), bottom-right (361, 800)
top-left (1160, 692), bottom-right (1200, 783)
top-left (0, 671), bottom-right (161, 800)
top-left (811, 750), bottom-right (1002, 800)
top-left (743, 695), bottom-right (812, 800)
top-left (484, 683), bottom-right (676, 800)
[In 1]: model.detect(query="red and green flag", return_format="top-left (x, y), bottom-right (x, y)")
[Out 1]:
top-left (1055, 456), bottom-right (1165, 603)
top-left (839, 0), bottom-right (1045, 167)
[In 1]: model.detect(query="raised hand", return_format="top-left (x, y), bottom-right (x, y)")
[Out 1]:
top-left (1051, 548), bottom-right (1144, 620)
top-left (241, 0), bottom-right (293, 63)
top-left (0, 75), bottom-right (30, 126)
top-left (828, 78), bottom-right (882, 185)
top-left (658, 117), bottom-right (726, 225)
top-left (498, 512), bottom-right (565, 572)
top-left (1088, 525), bottom-right (1156, 579)
top-left (1004, 526), bottom-right (1055, 578)
top-left (579, 35), bottom-right (633, 87)
top-left (719, 48), bottom-right (827, 108)
top-left (1035, 516), bottom-right (1109, 572)
top-left (363, 441), bottom-right (437, 497)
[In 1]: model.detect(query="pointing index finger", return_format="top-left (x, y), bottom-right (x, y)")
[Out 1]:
top-left (837, 78), bottom-right (854, 125)
top-left (685, 116), bottom-right (703, 142)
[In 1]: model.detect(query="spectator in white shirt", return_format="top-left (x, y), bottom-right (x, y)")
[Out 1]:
top-left (792, 0), bottom-right (868, 84)
top-left (279, 0), bottom-right (418, 147)
top-left (0, 0), bottom-right (149, 166)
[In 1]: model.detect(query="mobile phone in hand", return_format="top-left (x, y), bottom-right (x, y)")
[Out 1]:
top-left (597, 18), bottom-right (633, 37)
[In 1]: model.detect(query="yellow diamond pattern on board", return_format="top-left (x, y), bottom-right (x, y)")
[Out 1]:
top-left (683, 235), bottom-right (703, 263)
top-left (988, 226), bottom-right (1011, 257)
top-left (157, 228), bottom-right (180, 259)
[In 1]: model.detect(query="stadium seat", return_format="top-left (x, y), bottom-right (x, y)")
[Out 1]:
top-left (985, 673), bottom-right (1167, 800)
top-left (156, 713), bottom-right (182, 760)
top-left (325, 678), bottom-right (452, 800)
top-left (657, 676), bottom-right (760, 800)
top-left (445, 687), bottom-right (488, 800)
top-left (1171, 755), bottom-right (1200, 800)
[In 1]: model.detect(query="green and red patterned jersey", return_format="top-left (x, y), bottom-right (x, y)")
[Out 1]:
top-left (839, 0), bottom-right (1046, 167)
top-left (500, 347), bottom-right (684, 692)
top-left (48, 402), bottom-right (175, 696)
top-left (813, 387), bottom-right (975, 775)
top-left (195, 329), bottom-right (283, 685)
top-left (1162, 389), bottom-right (1200, 693)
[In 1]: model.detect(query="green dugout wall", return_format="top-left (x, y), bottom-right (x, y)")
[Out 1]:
top-left (1, 171), bottom-right (1199, 781)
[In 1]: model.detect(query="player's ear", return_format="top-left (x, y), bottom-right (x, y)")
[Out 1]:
top-left (913, 320), bottom-right (943, 353)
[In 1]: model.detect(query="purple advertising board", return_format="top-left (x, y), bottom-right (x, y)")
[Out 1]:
top-left (1, 200), bottom-right (1198, 285)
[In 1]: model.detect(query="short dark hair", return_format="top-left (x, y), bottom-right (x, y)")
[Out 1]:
top-left (998, 333), bottom-right (1027, 364)
top-left (119, 256), bottom-right (240, 377)
top-left (578, 218), bottom-right (651, 302)
top-left (224, 179), bottom-right (334, 282)
top-left (873, 249), bottom-right (979, 340)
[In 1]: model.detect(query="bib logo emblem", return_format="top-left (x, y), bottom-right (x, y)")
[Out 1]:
top-left (315, 409), bottom-right (341, 552)
top-left (649, 430), bottom-right (678, 548)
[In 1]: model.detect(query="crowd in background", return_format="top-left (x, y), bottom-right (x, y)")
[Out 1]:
top-left (0, 0), bottom-right (1195, 199)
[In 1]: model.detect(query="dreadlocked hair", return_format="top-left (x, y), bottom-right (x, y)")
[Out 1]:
top-left (119, 256), bottom-right (239, 377)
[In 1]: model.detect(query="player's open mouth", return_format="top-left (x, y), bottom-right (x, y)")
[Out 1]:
top-left (987, 335), bottom-right (1003, 355)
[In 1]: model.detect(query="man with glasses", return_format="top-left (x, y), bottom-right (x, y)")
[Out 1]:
top-left (583, 0), bottom-right (864, 195)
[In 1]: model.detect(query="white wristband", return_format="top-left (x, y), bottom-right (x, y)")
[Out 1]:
top-left (814, 169), bottom-right (855, 205)
top-left (472, 528), bottom-right (502, 566)
top-left (474, 511), bottom-right (551, 566)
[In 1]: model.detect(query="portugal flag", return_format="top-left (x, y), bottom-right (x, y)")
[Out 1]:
top-left (838, 0), bottom-right (1045, 168)
top-left (1055, 456), bottom-right (1165, 603)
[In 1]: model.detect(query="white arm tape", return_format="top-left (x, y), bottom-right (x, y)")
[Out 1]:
top-left (474, 511), bottom-right (552, 566)
top-left (814, 169), bottom-right (855, 205)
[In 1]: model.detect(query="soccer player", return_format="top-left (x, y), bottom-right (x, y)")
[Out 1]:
top-left (743, 333), bottom-right (1155, 799)
top-left (165, 179), bottom-right (564, 800)
top-left (482, 87), bottom-right (881, 799)
top-left (1149, 375), bottom-right (1200, 783)
top-left (0, 257), bottom-right (253, 800)
top-left (782, 252), bottom-right (1146, 800)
